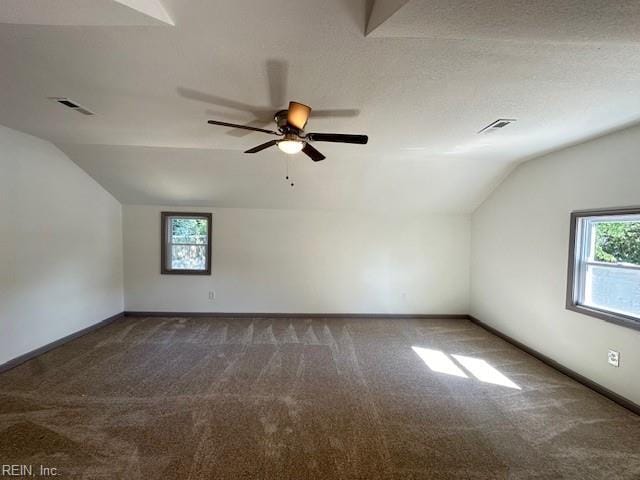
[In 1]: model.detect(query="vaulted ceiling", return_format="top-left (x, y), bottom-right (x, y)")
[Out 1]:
top-left (2, 0), bottom-right (640, 212)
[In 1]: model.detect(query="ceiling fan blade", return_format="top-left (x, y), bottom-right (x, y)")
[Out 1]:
top-left (302, 143), bottom-right (326, 162)
top-left (267, 59), bottom-right (288, 108)
top-left (244, 139), bottom-right (278, 154)
top-left (312, 109), bottom-right (360, 118)
top-left (208, 120), bottom-right (278, 135)
top-left (306, 133), bottom-right (368, 144)
top-left (227, 119), bottom-right (275, 138)
top-left (179, 87), bottom-right (261, 113)
top-left (287, 101), bottom-right (311, 130)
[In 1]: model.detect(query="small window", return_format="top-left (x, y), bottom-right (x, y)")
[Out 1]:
top-left (161, 212), bottom-right (212, 275)
top-left (567, 207), bottom-right (640, 330)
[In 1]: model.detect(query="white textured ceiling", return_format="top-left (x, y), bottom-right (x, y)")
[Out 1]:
top-left (2, 0), bottom-right (640, 212)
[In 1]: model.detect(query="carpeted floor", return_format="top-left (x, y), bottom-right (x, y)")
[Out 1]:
top-left (0, 316), bottom-right (638, 479)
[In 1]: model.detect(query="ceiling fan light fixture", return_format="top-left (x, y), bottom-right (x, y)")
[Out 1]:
top-left (278, 139), bottom-right (304, 154)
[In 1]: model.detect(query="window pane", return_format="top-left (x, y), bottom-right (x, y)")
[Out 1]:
top-left (584, 264), bottom-right (640, 317)
top-left (170, 218), bottom-right (208, 245)
top-left (593, 221), bottom-right (640, 266)
top-left (171, 245), bottom-right (207, 270)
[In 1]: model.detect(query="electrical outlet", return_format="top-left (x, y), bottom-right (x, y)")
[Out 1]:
top-left (607, 349), bottom-right (620, 367)
top-left (208, 290), bottom-right (216, 301)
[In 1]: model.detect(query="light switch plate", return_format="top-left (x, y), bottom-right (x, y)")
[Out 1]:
top-left (608, 349), bottom-right (620, 367)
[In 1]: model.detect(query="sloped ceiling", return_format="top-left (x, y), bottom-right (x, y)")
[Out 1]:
top-left (0, 0), bottom-right (172, 26)
top-left (1, 0), bottom-right (640, 212)
top-left (367, 0), bottom-right (640, 42)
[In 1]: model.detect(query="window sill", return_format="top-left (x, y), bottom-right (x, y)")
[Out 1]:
top-left (161, 269), bottom-right (211, 276)
top-left (566, 303), bottom-right (640, 332)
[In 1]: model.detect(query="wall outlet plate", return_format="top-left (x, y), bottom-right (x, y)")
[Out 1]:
top-left (608, 349), bottom-right (620, 367)
top-left (208, 290), bottom-right (215, 301)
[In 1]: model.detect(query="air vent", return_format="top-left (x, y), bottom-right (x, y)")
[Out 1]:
top-left (49, 97), bottom-right (94, 116)
top-left (478, 118), bottom-right (516, 134)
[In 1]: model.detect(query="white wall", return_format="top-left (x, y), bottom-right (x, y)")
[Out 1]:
top-left (471, 123), bottom-right (640, 405)
top-left (124, 205), bottom-right (470, 315)
top-left (0, 125), bottom-right (123, 365)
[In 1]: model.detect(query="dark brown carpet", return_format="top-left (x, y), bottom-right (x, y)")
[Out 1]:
top-left (0, 316), bottom-right (638, 479)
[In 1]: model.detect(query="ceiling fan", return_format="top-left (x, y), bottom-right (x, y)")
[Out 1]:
top-left (207, 101), bottom-right (368, 162)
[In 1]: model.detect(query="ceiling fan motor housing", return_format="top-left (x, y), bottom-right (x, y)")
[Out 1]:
top-left (281, 132), bottom-right (301, 143)
top-left (274, 110), bottom-right (301, 135)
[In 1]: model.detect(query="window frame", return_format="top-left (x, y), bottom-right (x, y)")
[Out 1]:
top-left (161, 212), bottom-right (212, 276)
top-left (566, 206), bottom-right (640, 331)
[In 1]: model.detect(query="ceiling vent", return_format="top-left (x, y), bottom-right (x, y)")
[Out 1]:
top-left (49, 97), bottom-right (94, 116)
top-left (478, 118), bottom-right (516, 134)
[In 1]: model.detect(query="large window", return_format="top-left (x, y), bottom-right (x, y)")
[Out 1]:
top-left (161, 212), bottom-right (212, 275)
top-left (567, 207), bottom-right (640, 330)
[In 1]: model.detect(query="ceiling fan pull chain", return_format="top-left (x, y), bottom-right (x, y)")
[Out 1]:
top-left (284, 157), bottom-right (294, 187)
top-left (288, 158), bottom-right (294, 187)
